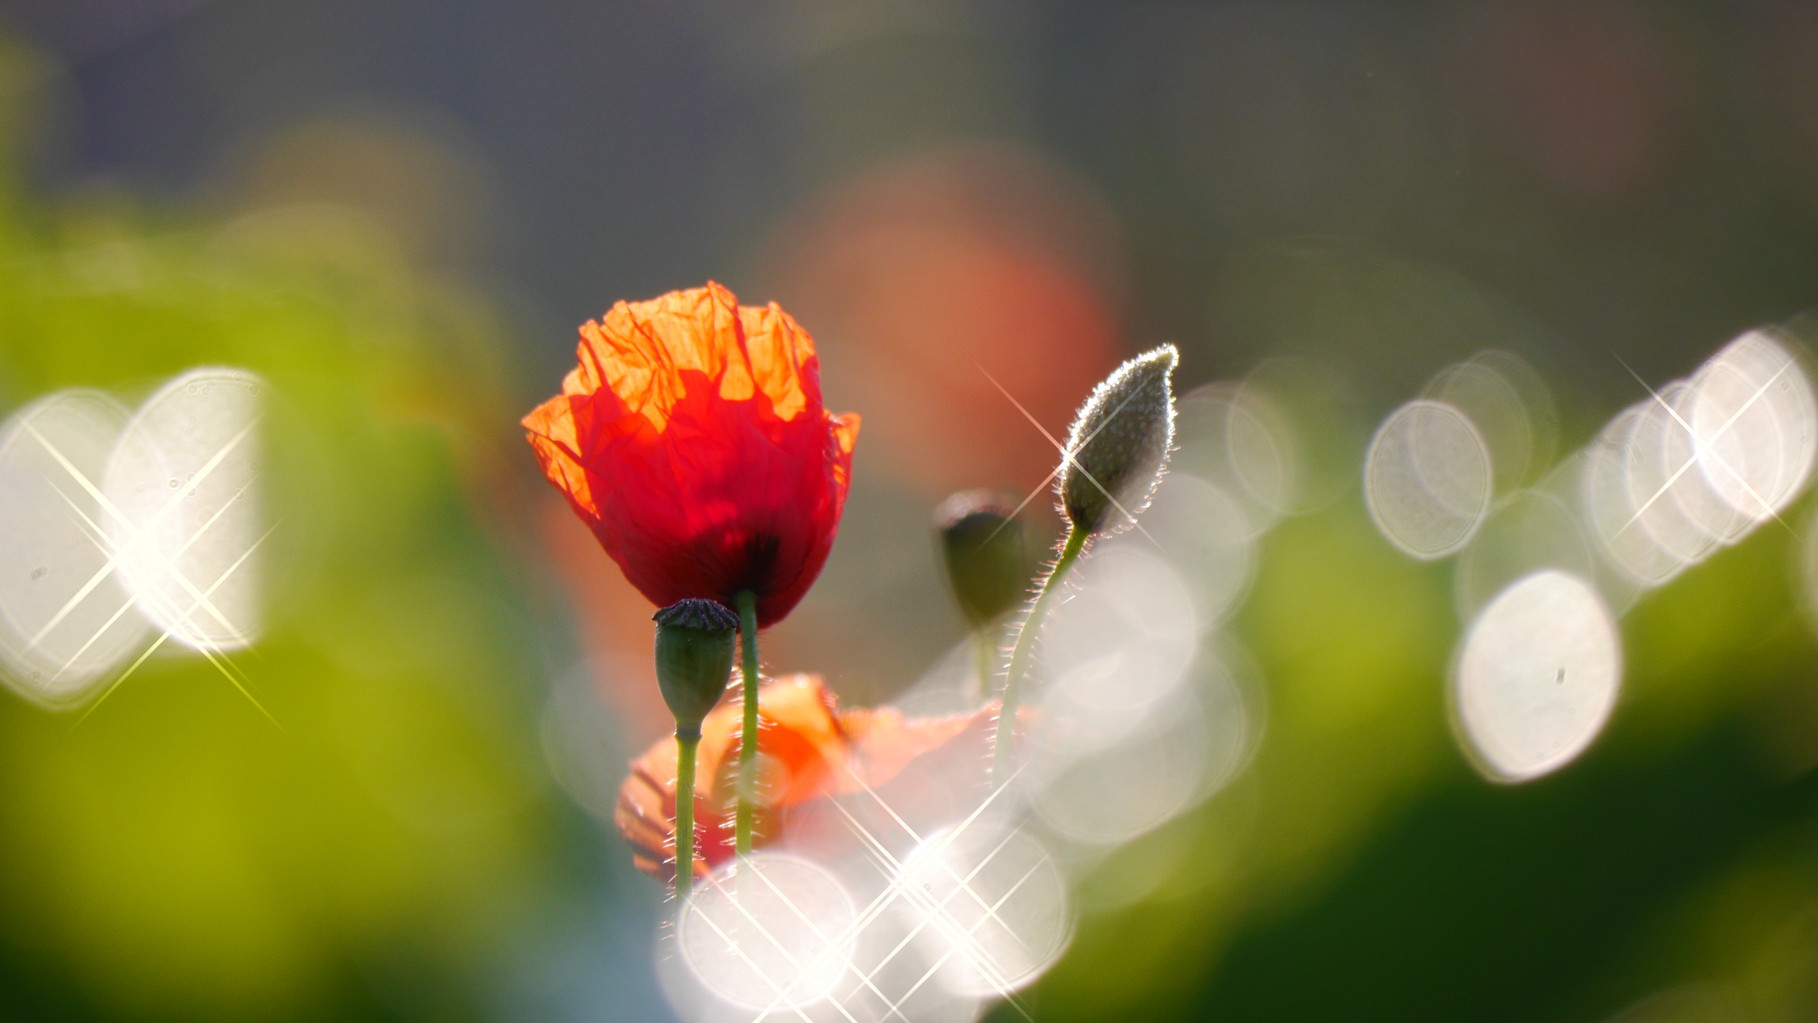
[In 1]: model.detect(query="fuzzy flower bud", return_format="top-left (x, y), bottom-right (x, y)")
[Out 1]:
top-left (1057, 345), bottom-right (1179, 535)
top-left (652, 598), bottom-right (738, 736)
top-left (935, 490), bottom-right (1029, 628)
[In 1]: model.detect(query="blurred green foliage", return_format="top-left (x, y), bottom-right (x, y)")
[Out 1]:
top-left (0, 48), bottom-right (582, 1022)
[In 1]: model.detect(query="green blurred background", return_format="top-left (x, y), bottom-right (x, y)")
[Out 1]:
top-left (0, 2), bottom-right (1814, 1021)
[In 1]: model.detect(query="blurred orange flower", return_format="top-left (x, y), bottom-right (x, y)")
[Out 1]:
top-left (616, 675), bottom-right (999, 882)
top-left (761, 146), bottom-right (1122, 497)
top-left (523, 282), bottom-right (859, 627)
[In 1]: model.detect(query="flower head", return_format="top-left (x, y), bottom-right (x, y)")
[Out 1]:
top-left (523, 283), bottom-right (860, 627)
top-left (1058, 344), bottom-right (1178, 535)
top-left (616, 675), bottom-right (1000, 881)
top-left (935, 489), bottom-right (1029, 628)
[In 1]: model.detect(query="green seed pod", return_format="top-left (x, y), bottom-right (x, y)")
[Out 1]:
top-left (935, 490), bottom-right (1028, 628)
top-left (652, 598), bottom-right (738, 736)
top-left (1058, 345), bottom-right (1179, 535)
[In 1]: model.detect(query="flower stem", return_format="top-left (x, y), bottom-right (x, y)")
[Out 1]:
top-left (673, 726), bottom-right (700, 905)
top-left (971, 628), bottom-right (996, 705)
top-left (991, 525), bottom-right (1089, 788)
top-left (734, 590), bottom-right (760, 856)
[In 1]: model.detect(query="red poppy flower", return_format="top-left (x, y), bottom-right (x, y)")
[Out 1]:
top-left (616, 675), bottom-right (1001, 882)
top-left (523, 282), bottom-right (860, 627)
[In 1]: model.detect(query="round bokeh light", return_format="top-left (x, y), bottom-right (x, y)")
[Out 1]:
top-left (1452, 569), bottom-right (1622, 782)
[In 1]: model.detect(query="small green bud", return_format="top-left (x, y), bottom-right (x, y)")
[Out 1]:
top-left (1058, 344), bottom-right (1179, 534)
top-left (652, 598), bottom-right (738, 735)
top-left (935, 490), bottom-right (1029, 628)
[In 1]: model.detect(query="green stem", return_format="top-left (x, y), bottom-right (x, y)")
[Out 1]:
top-left (991, 525), bottom-right (1089, 788)
top-left (734, 590), bottom-right (760, 856)
top-left (972, 628), bottom-right (996, 706)
top-left (673, 727), bottom-right (700, 905)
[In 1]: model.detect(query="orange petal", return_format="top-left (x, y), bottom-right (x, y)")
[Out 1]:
top-left (737, 300), bottom-right (816, 421)
top-left (615, 675), bottom-right (1003, 882)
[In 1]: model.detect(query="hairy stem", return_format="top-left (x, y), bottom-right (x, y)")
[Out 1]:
top-left (991, 525), bottom-right (1088, 787)
top-left (734, 590), bottom-right (760, 856)
top-left (673, 727), bottom-right (700, 905)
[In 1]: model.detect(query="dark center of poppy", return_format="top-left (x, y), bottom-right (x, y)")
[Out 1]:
top-left (728, 531), bottom-right (783, 599)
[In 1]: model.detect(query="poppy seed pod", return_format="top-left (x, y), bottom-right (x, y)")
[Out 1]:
top-left (652, 598), bottom-right (738, 735)
top-left (935, 490), bottom-right (1028, 628)
top-left (1058, 345), bottom-right (1179, 535)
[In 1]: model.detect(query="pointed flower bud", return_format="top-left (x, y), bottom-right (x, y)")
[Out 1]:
top-left (935, 490), bottom-right (1029, 628)
top-left (1057, 344), bottom-right (1179, 535)
top-left (652, 598), bottom-right (738, 735)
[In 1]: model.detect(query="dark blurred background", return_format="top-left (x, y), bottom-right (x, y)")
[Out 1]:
top-left (14, 0), bottom-right (1818, 383)
top-left (0, 1), bottom-right (1815, 1021)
